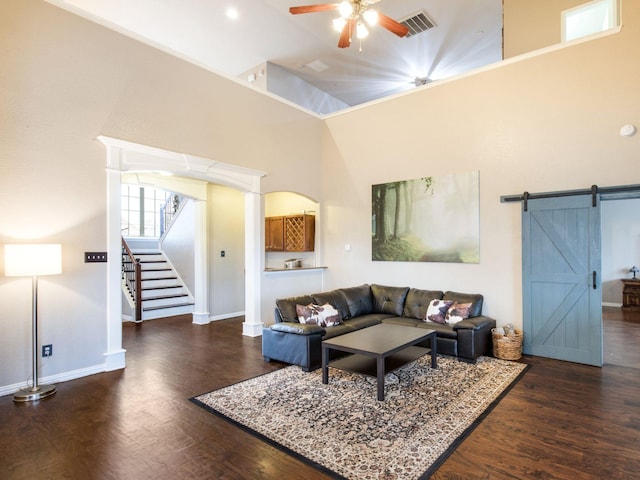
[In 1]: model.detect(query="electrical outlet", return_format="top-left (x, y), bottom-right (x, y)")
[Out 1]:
top-left (221, 250), bottom-right (226, 257)
top-left (85, 252), bottom-right (107, 263)
top-left (42, 344), bottom-right (53, 357)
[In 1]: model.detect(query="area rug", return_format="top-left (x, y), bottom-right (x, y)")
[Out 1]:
top-left (191, 355), bottom-right (528, 480)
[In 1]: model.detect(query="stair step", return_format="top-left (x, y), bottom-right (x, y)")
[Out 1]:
top-left (142, 285), bottom-right (184, 291)
top-left (141, 279), bottom-right (180, 288)
top-left (143, 293), bottom-right (189, 301)
top-left (143, 301), bottom-right (194, 312)
top-left (141, 303), bottom-right (195, 320)
top-left (141, 271), bottom-right (176, 280)
top-left (142, 288), bottom-right (184, 299)
top-left (123, 246), bottom-right (194, 320)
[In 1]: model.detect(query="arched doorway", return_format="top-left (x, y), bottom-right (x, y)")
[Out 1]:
top-left (98, 136), bottom-right (267, 372)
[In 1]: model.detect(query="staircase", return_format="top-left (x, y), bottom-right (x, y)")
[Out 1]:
top-left (126, 249), bottom-right (194, 321)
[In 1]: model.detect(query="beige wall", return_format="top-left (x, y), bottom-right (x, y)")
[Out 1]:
top-left (1, 0), bottom-right (639, 392)
top-left (208, 185), bottom-right (246, 318)
top-left (321, 0), bottom-right (640, 328)
top-left (504, 0), bottom-right (600, 58)
top-left (0, 0), bottom-right (323, 390)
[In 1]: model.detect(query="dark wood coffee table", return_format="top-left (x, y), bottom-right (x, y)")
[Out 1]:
top-left (321, 323), bottom-right (437, 401)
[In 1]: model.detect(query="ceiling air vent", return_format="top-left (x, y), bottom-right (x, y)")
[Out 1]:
top-left (400, 10), bottom-right (437, 37)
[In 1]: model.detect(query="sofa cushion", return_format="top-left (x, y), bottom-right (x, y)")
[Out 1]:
top-left (344, 314), bottom-right (387, 330)
top-left (322, 323), bottom-right (356, 339)
top-left (296, 303), bottom-right (343, 327)
top-left (276, 295), bottom-right (315, 323)
top-left (380, 316), bottom-right (422, 328)
top-left (425, 299), bottom-right (454, 324)
top-left (416, 321), bottom-right (458, 339)
top-left (443, 291), bottom-right (483, 318)
top-left (445, 302), bottom-right (473, 324)
top-left (340, 284), bottom-right (373, 318)
top-left (371, 284), bottom-right (410, 316)
top-left (312, 290), bottom-right (351, 320)
top-left (403, 288), bottom-right (444, 320)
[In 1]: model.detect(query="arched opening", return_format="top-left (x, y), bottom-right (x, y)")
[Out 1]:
top-left (98, 136), bottom-right (267, 371)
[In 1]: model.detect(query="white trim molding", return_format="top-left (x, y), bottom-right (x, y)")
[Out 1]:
top-left (97, 136), bottom-right (268, 349)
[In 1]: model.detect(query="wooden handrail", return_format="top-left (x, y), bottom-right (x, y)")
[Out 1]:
top-left (121, 237), bottom-right (142, 322)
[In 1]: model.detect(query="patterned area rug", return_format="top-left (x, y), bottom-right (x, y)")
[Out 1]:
top-left (191, 355), bottom-right (528, 480)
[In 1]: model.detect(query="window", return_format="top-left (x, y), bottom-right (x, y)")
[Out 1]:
top-left (121, 185), bottom-right (171, 238)
top-left (562, 0), bottom-right (618, 42)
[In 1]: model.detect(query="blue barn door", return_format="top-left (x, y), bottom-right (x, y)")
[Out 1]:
top-left (522, 195), bottom-right (602, 366)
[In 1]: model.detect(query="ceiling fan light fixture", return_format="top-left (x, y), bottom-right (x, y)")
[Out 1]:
top-left (356, 21), bottom-right (368, 39)
top-left (338, 1), bottom-right (353, 18)
top-left (363, 9), bottom-right (378, 26)
top-left (333, 17), bottom-right (347, 33)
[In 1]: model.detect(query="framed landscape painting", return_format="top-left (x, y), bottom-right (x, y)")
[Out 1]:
top-left (372, 171), bottom-right (480, 263)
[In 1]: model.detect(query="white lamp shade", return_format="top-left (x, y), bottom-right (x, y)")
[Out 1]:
top-left (4, 244), bottom-right (62, 277)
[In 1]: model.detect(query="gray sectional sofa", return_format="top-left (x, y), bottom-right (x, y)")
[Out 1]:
top-left (262, 284), bottom-right (496, 371)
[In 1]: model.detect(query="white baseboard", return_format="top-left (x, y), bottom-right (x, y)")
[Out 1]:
top-left (602, 302), bottom-right (622, 308)
top-left (192, 312), bottom-right (211, 325)
top-left (210, 311), bottom-right (245, 322)
top-left (0, 363), bottom-right (108, 398)
top-left (242, 321), bottom-right (264, 337)
top-left (105, 349), bottom-right (126, 371)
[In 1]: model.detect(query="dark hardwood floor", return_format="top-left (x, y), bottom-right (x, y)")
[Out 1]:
top-left (1, 310), bottom-right (639, 479)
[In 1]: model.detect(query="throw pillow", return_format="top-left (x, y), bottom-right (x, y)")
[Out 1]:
top-left (446, 302), bottom-right (473, 324)
top-left (296, 303), bottom-right (343, 327)
top-left (425, 299), bottom-right (454, 324)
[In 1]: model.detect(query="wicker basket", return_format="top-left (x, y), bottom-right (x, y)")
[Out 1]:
top-left (492, 328), bottom-right (523, 360)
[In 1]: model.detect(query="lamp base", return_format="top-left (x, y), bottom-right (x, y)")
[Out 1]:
top-left (13, 384), bottom-right (56, 403)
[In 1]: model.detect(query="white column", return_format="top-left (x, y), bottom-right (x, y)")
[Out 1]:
top-left (243, 191), bottom-right (263, 336)
top-left (192, 199), bottom-right (210, 324)
top-left (104, 146), bottom-right (126, 371)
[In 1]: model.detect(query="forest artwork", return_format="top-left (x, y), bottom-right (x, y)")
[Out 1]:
top-left (372, 171), bottom-right (480, 263)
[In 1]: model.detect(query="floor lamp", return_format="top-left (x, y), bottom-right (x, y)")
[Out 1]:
top-left (4, 244), bottom-right (62, 402)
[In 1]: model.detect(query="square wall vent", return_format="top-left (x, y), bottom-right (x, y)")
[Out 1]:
top-left (400, 10), bottom-right (437, 37)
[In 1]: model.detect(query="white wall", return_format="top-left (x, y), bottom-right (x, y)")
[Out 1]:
top-left (208, 185), bottom-right (246, 318)
top-left (602, 198), bottom-right (640, 305)
top-left (161, 200), bottom-right (196, 295)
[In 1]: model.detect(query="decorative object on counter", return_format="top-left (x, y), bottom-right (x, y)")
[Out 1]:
top-left (284, 258), bottom-right (302, 269)
top-left (630, 265), bottom-right (639, 279)
top-left (492, 325), bottom-right (523, 361)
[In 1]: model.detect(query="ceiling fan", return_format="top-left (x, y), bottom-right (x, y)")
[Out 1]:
top-left (289, 1), bottom-right (409, 49)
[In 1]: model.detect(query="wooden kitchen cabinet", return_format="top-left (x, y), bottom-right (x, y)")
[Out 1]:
top-left (265, 214), bottom-right (315, 252)
top-left (265, 216), bottom-right (284, 251)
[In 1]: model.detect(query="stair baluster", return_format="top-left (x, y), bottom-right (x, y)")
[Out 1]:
top-left (121, 238), bottom-right (143, 322)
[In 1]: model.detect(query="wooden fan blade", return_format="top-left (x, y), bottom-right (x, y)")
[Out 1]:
top-left (377, 13), bottom-right (409, 37)
top-left (289, 4), bottom-right (339, 15)
top-left (338, 18), bottom-right (355, 48)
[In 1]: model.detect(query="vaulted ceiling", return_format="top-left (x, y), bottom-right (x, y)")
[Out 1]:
top-left (52, 0), bottom-right (503, 112)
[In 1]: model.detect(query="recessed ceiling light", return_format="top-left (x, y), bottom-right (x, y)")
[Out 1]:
top-left (226, 7), bottom-right (239, 20)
